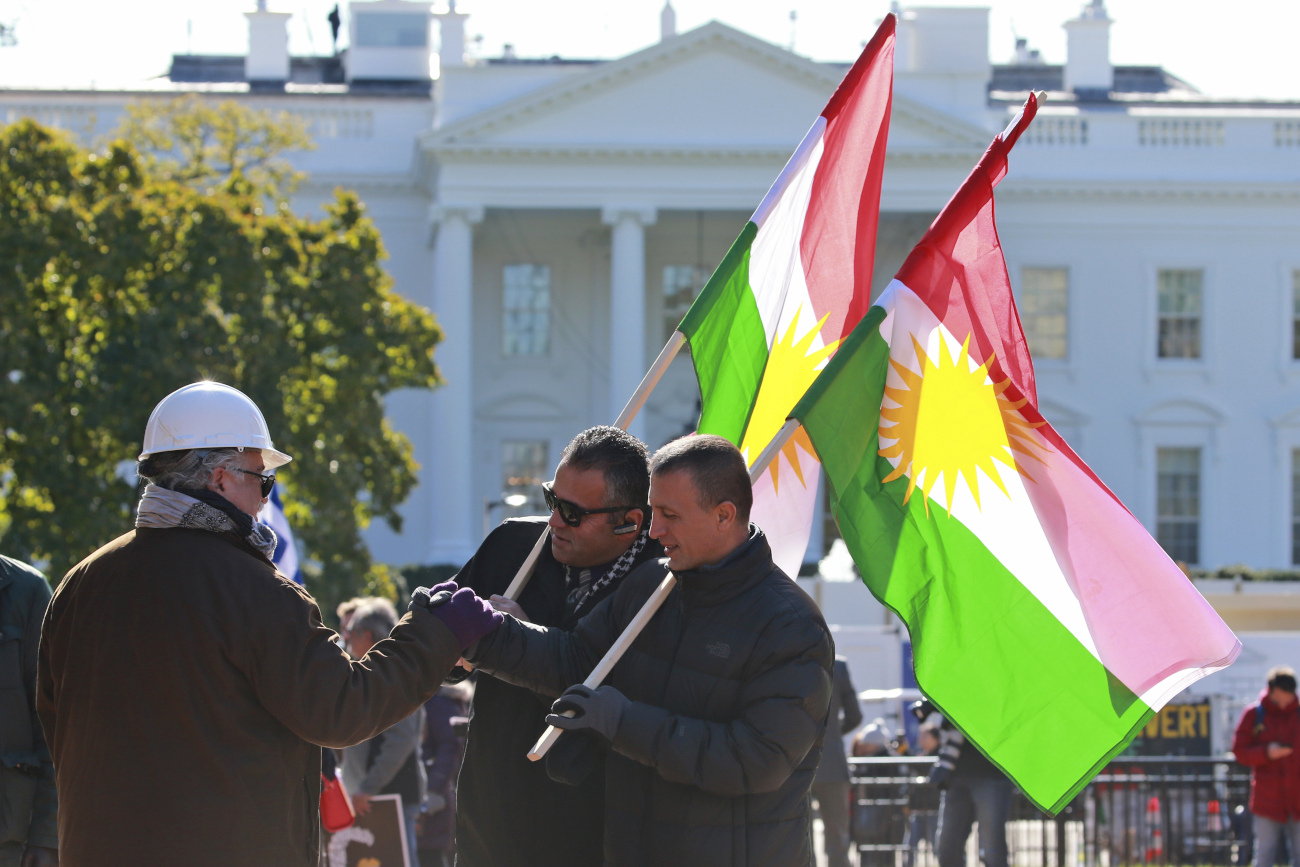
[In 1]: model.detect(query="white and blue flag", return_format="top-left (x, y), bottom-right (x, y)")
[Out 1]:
top-left (258, 486), bottom-right (302, 584)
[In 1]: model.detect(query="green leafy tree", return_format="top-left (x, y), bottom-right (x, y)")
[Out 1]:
top-left (116, 94), bottom-right (314, 200)
top-left (0, 102), bottom-right (441, 619)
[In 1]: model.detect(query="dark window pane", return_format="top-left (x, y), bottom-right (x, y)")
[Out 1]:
top-left (1158, 317), bottom-right (1201, 359)
top-left (1157, 447), bottom-right (1200, 564)
top-left (1157, 270), bottom-right (1202, 359)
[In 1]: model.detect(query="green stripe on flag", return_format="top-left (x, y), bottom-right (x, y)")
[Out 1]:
top-left (679, 222), bottom-right (768, 445)
top-left (794, 305), bottom-right (1154, 814)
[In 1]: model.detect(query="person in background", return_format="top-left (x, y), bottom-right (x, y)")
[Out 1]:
top-left (905, 723), bottom-right (943, 867)
top-left (812, 657), bottom-right (863, 867)
top-left (339, 598), bottom-right (426, 866)
top-left (417, 682), bottom-right (470, 867)
top-left (852, 720), bottom-right (894, 759)
top-left (1232, 666), bottom-right (1300, 867)
top-left (913, 699), bottom-right (1012, 867)
top-left (850, 718), bottom-right (900, 863)
top-left (336, 597), bottom-right (366, 635)
top-left (0, 554), bottom-right (58, 867)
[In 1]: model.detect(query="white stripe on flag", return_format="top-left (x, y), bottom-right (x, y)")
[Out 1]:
top-left (258, 486), bottom-right (302, 584)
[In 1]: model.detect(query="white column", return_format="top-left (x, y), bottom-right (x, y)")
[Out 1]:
top-left (602, 206), bottom-right (657, 441)
top-left (427, 204), bottom-right (484, 565)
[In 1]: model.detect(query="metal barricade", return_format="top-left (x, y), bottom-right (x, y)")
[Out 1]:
top-left (847, 756), bottom-right (1253, 867)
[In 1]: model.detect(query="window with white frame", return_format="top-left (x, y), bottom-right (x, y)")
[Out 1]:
top-left (663, 265), bottom-right (710, 345)
top-left (503, 264), bottom-right (550, 356)
top-left (1157, 269), bottom-right (1202, 359)
top-left (1292, 270), bottom-right (1300, 360)
top-left (1019, 267), bottom-right (1068, 360)
top-left (1293, 448), bottom-right (1300, 565)
top-left (1156, 446), bottom-right (1200, 564)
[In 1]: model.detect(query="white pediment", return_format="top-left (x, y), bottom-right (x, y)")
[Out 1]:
top-left (425, 21), bottom-right (990, 157)
top-left (477, 393), bottom-right (568, 422)
top-left (1135, 398), bottom-right (1226, 427)
top-left (1037, 397), bottom-right (1090, 428)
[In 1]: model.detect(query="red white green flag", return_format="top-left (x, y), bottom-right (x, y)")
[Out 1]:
top-left (678, 14), bottom-right (895, 576)
top-left (790, 93), bottom-right (1241, 812)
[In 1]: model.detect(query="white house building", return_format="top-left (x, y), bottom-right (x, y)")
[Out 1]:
top-left (7, 3), bottom-right (1300, 711)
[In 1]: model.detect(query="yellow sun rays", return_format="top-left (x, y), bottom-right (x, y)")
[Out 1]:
top-left (878, 333), bottom-right (1048, 517)
top-left (739, 309), bottom-right (839, 494)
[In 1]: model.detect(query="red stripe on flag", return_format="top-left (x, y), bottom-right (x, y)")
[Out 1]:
top-left (893, 94), bottom-right (1130, 510)
top-left (799, 13), bottom-right (895, 344)
top-left (894, 92), bottom-right (1039, 405)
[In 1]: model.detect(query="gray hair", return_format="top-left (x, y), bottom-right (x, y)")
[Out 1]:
top-left (349, 597), bottom-right (399, 641)
top-left (136, 448), bottom-right (245, 491)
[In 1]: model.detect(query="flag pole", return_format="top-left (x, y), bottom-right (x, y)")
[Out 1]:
top-left (502, 331), bottom-right (687, 602)
top-left (527, 570), bottom-right (678, 760)
top-left (613, 331), bottom-right (687, 429)
top-left (527, 445), bottom-right (775, 761)
top-left (747, 418), bottom-right (801, 482)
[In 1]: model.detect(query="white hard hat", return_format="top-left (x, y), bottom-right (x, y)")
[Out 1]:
top-left (138, 381), bottom-right (293, 469)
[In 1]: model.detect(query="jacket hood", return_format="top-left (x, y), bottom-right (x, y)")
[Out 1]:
top-left (675, 526), bottom-right (774, 608)
top-left (1261, 688), bottom-right (1300, 712)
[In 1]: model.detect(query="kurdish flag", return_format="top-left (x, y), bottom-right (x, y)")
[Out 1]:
top-left (678, 14), bottom-right (895, 577)
top-left (790, 93), bottom-right (1240, 812)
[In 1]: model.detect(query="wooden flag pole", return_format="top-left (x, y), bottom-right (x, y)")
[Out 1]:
top-left (527, 571), bottom-right (678, 760)
top-left (613, 330), bottom-right (686, 430)
top-left (747, 418), bottom-right (800, 483)
top-left (502, 529), bottom-right (550, 600)
top-left (502, 330), bottom-right (687, 603)
top-left (526, 426), bottom-right (789, 761)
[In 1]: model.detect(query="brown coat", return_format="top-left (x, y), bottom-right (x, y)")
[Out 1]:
top-left (36, 527), bottom-right (460, 867)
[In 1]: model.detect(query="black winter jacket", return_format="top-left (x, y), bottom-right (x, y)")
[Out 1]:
top-left (455, 518), bottom-right (662, 867)
top-left (468, 530), bottom-right (835, 867)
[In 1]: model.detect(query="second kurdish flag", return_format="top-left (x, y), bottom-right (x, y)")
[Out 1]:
top-left (677, 14), bottom-right (895, 577)
top-left (791, 93), bottom-right (1240, 812)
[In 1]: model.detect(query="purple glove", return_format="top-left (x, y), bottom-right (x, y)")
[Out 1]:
top-left (410, 582), bottom-right (503, 650)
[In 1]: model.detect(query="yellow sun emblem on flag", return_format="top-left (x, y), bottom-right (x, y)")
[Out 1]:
top-left (739, 310), bottom-right (839, 493)
top-left (878, 333), bottom-right (1047, 515)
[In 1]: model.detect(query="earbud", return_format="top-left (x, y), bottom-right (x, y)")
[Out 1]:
top-left (613, 522), bottom-right (638, 535)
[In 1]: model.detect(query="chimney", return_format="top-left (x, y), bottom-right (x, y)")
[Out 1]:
top-left (660, 1), bottom-right (677, 41)
top-left (892, 3), bottom-right (915, 72)
top-left (245, 3), bottom-right (292, 87)
top-left (1064, 0), bottom-right (1113, 97)
top-left (434, 0), bottom-right (468, 69)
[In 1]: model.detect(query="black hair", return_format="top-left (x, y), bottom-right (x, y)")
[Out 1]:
top-left (1268, 666), bottom-right (1297, 694)
top-left (559, 426), bottom-right (651, 514)
top-left (649, 434), bottom-right (752, 523)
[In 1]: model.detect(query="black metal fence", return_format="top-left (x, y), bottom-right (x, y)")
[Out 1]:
top-left (847, 756), bottom-right (1253, 867)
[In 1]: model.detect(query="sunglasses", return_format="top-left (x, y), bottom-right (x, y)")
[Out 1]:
top-left (542, 481), bottom-right (638, 528)
top-left (232, 467), bottom-right (277, 497)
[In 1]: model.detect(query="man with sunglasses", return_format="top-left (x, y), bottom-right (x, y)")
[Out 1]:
top-left (451, 425), bottom-right (661, 867)
top-left (37, 382), bottom-right (500, 867)
top-left (465, 435), bottom-right (834, 867)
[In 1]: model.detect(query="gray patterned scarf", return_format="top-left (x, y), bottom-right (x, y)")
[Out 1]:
top-left (564, 526), bottom-right (650, 614)
top-left (135, 483), bottom-right (278, 560)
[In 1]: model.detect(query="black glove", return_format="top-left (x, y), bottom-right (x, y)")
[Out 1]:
top-left (545, 684), bottom-right (630, 744)
top-left (545, 730), bottom-right (605, 787)
top-left (442, 665), bottom-right (472, 686)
